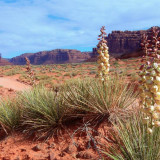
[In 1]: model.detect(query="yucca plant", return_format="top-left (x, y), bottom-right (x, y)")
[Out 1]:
top-left (139, 27), bottom-right (160, 133)
top-left (64, 75), bottom-right (138, 122)
top-left (25, 57), bottom-right (36, 86)
top-left (0, 99), bottom-right (21, 135)
top-left (103, 112), bottom-right (160, 160)
top-left (19, 86), bottom-right (70, 139)
top-left (63, 78), bottom-right (92, 113)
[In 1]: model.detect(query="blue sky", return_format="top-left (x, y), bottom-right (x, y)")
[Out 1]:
top-left (0, 0), bottom-right (160, 58)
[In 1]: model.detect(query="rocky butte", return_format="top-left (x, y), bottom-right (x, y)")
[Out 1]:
top-left (92, 26), bottom-right (160, 59)
top-left (10, 49), bottom-right (93, 65)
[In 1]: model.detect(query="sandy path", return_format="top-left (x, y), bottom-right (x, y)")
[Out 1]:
top-left (0, 77), bottom-right (31, 91)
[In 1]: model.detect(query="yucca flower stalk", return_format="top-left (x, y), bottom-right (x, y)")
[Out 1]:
top-left (139, 27), bottom-right (160, 133)
top-left (97, 26), bottom-right (110, 81)
top-left (25, 57), bottom-right (36, 86)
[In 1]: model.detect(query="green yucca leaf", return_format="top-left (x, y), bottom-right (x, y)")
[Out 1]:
top-left (103, 112), bottom-right (160, 160)
top-left (64, 76), bottom-right (138, 118)
top-left (0, 98), bottom-right (21, 134)
top-left (19, 86), bottom-right (68, 138)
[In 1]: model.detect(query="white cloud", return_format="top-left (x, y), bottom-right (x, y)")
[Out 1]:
top-left (0, 0), bottom-right (160, 58)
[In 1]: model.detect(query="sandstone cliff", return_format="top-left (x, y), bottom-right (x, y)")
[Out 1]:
top-left (109, 27), bottom-right (160, 57)
top-left (10, 49), bottom-right (93, 65)
top-left (107, 30), bottom-right (146, 54)
top-left (92, 26), bottom-right (160, 59)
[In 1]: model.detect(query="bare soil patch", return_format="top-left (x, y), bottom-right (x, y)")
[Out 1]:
top-left (0, 122), bottom-right (113, 160)
top-left (0, 77), bottom-right (31, 91)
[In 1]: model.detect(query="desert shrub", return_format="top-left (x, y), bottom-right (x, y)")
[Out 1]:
top-left (89, 70), bottom-right (96, 75)
top-left (103, 112), bottom-right (160, 160)
top-left (63, 73), bottom-right (70, 76)
top-left (19, 86), bottom-right (71, 138)
top-left (38, 79), bottom-right (55, 88)
top-left (113, 61), bottom-right (119, 67)
top-left (63, 75), bottom-right (138, 120)
top-left (19, 74), bottom-right (29, 80)
top-left (4, 66), bottom-right (11, 69)
top-left (4, 70), bottom-right (22, 76)
top-left (0, 99), bottom-right (21, 135)
top-left (71, 63), bottom-right (79, 68)
top-left (71, 72), bottom-right (78, 77)
top-left (35, 75), bottom-right (51, 81)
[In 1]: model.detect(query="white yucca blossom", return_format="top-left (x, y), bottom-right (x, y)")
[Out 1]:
top-left (140, 62), bottom-right (160, 133)
top-left (139, 29), bottom-right (160, 133)
top-left (147, 128), bottom-right (153, 134)
top-left (97, 26), bottom-right (110, 81)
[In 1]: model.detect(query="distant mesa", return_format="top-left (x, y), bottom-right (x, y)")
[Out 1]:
top-left (10, 49), bottom-right (93, 65)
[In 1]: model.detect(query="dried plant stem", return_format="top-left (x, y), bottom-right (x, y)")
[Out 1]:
top-left (25, 57), bottom-right (36, 86)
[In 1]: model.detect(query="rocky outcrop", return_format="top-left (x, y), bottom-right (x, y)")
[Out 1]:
top-left (93, 26), bottom-right (160, 58)
top-left (10, 49), bottom-right (93, 65)
top-left (0, 58), bottom-right (12, 66)
top-left (107, 30), bottom-right (146, 54)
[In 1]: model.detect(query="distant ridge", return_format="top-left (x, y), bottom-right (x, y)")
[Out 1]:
top-left (0, 58), bottom-right (12, 66)
top-left (10, 49), bottom-right (93, 65)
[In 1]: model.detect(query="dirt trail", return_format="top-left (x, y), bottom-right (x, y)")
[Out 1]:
top-left (0, 77), bottom-right (31, 91)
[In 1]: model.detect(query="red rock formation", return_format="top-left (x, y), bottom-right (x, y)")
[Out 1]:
top-left (92, 26), bottom-right (160, 59)
top-left (10, 49), bottom-right (93, 65)
top-left (107, 30), bottom-right (145, 54)
top-left (0, 58), bottom-right (12, 66)
top-left (0, 53), bottom-right (12, 65)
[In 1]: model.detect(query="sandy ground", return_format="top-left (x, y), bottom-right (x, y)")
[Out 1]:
top-left (0, 77), bottom-right (31, 91)
top-left (0, 122), bottom-right (113, 160)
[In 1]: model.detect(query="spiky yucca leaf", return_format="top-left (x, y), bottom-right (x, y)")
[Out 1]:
top-left (0, 99), bottom-right (21, 134)
top-left (64, 76), bottom-right (138, 117)
top-left (20, 86), bottom-right (69, 138)
top-left (103, 112), bottom-right (160, 160)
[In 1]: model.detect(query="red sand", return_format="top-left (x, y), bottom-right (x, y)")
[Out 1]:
top-left (0, 122), bottom-right (113, 160)
top-left (0, 77), bottom-right (31, 91)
